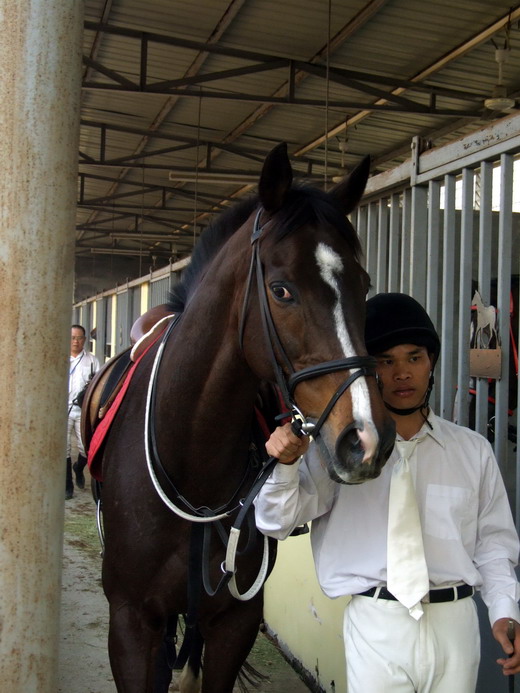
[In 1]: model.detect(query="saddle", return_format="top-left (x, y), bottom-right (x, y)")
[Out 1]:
top-left (81, 304), bottom-right (175, 454)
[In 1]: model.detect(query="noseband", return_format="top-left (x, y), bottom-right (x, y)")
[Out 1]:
top-left (239, 208), bottom-right (377, 439)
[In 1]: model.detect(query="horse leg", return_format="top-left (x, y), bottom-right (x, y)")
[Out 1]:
top-left (199, 600), bottom-right (264, 693)
top-left (107, 601), bottom-right (165, 693)
top-left (176, 623), bottom-right (204, 693)
top-left (153, 615), bottom-right (178, 693)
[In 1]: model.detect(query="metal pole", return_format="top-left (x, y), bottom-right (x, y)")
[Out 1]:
top-left (0, 1), bottom-right (84, 690)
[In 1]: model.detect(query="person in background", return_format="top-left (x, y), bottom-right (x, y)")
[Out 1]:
top-left (67, 324), bottom-right (100, 499)
top-left (255, 292), bottom-right (520, 692)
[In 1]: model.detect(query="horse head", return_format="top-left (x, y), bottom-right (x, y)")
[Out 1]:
top-left (241, 143), bottom-right (395, 484)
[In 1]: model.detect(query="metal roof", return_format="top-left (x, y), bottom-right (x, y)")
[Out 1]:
top-left (76, 0), bottom-right (520, 299)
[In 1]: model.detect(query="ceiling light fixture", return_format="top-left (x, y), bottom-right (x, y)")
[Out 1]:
top-left (484, 47), bottom-right (515, 112)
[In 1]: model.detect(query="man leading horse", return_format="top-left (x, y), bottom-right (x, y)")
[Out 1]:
top-left (256, 292), bottom-right (520, 692)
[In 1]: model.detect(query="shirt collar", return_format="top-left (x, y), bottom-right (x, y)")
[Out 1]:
top-left (395, 409), bottom-right (446, 449)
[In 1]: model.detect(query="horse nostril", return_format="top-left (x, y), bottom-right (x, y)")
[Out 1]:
top-left (335, 424), bottom-right (366, 467)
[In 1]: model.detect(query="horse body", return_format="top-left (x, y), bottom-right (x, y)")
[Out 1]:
top-left (98, 143), bottom-right (395, 692)
top-left (101, 232), bottom-right (275, 693)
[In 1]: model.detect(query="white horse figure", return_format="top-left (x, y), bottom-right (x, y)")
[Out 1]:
top-left (472, 290), bottom-right (498, 349)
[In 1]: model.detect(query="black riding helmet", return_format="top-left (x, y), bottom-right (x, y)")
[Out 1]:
top-left (364, 293), bottom-right (441, 418)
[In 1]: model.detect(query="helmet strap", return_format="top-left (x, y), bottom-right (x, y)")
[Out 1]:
top-left (385, 402), bottom-right (424, 416)
top-left (383, 373), bottom-right (435, 428)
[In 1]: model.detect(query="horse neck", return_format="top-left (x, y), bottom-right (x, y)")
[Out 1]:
top-left (154, 272), bottom-right (261, 491)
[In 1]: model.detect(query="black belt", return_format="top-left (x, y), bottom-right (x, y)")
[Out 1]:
top-left (358, 584), bottom-right (474, 603)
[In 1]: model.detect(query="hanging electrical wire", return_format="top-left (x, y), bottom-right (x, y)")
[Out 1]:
top-left (323, 0), bottom-right (332, 190)
top-left (139, 163), bottom-right (145, 277)
top-left (193, 90), bottom-right (202, 247)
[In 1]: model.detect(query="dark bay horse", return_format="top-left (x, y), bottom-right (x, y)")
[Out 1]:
top-left (98, 143), bottom-right (395, 692)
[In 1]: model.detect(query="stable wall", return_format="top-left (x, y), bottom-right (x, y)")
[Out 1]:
top-left (263, 533), bottom-right (349, 693)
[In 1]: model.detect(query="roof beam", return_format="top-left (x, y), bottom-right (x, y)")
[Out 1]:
top-left (80, 0), bottom-right (247, 236)
top-left (81, 84), bottom-right (478, 116)
top-left (295, 4), bottom-right (520, 155)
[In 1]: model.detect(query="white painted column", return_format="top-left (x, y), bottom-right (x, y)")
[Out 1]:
top-left (0, 2), bottom-right (84, 690)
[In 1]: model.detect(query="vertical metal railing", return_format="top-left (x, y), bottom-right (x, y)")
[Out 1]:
top-left (360, 140), bottom-right (520, 526)
top-left (495, 155), bottom-right (514, 481)
top-left (410, 185), bottom-right (428, 306)
top-left (475, 162), bottom-right (494, 439)
top-left (388, 194), bottom-right (401, 292)
top-left (455, 168), bottom-right (474, 429)
top-left (440, 174), bottom-right (457, 420)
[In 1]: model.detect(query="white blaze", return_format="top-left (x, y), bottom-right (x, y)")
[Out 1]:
top-left (315, 243), bottom-right (377, 459)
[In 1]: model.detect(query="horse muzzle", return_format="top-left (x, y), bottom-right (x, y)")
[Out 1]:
top-left (321, 417), bottom-right (395, 485)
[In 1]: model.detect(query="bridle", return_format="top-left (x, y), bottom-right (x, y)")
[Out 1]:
top-left (239, 208), bottom-right (377, 438)
top-left (143, 206), bottom-right (377, 600)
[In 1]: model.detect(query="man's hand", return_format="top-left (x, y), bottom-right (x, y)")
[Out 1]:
top-left (494, 617), bottom-right (520, 675)
top-left (266, 423), bottom-right (310, 465)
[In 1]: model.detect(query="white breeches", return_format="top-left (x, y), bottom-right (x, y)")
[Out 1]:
top-left (67, 407), bottom-right (85, 458)
top-left (344, 594), bottom-right (480, 692)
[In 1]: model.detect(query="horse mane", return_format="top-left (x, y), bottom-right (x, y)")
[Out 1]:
top-left (167, 196), bottom-right (258, 311)
top-left (167, 184), bottom-right (362, 312)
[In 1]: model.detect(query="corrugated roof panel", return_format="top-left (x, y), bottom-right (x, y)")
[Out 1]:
top-left (75, 0), bottom-right (520, 296)
top-left (219, 0), bottom-right (370, 60)
top-left (108, 0), bottom-right (234, 42)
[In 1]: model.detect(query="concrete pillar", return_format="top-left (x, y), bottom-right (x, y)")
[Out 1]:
top-left (0, 2), bottom-right (84, 690)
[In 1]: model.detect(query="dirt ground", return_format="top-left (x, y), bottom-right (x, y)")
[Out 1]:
top-left (58, 473), bottom-right (311, 693)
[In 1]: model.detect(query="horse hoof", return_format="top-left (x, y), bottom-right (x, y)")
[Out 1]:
top-left (178, 666), bottom-right (201, 693)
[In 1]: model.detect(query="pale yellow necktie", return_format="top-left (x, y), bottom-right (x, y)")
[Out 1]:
top-left (386, 438), bottom-right (429, 620)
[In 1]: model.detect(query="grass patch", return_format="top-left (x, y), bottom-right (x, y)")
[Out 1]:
top-left (64, 506), bottom-right (102, 562)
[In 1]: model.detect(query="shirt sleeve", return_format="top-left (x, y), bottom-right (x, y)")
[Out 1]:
top-left (474, 440), bottom-right (520, 626)
top-left (254, 443), bottom-right (336, 541)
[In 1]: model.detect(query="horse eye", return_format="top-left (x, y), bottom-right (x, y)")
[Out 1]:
top-left (271, 284), bottom-right (293, 302)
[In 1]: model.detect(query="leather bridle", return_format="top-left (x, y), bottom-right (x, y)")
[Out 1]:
top-left (239, 208), bottom-right (377, 438)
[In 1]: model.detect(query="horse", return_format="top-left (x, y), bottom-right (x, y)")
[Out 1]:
top-left (94, 142), bottom-right (395, 693)
top-left (471, 290), bottom-right (498, 349)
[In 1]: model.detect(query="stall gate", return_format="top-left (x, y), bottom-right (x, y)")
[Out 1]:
top-left (358, 117), bottom-right (520, 524)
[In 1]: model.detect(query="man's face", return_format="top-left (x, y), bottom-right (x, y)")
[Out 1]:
top-left (374, 344), bottom-right (433, 411)
top-left (71, 328), bottom-right (86, 356)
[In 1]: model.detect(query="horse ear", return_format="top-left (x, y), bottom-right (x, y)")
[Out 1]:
top-left (329, 155), bottom-right (371, 216)
top-left (258, 142), bottom-right (293, 213)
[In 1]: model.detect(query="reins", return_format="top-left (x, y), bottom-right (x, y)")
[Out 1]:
top-left (144, 303), bottom-right (275, 600)
top-left (143, 205), bottom-right (377, 601)
top-left (145, 313), bottom-right (251, 524)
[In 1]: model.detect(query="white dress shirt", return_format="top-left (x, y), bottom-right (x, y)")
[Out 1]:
top-left (255, 410), bottom-right (520, 626)
top-left (68, 350), bottom-right (100, 408)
